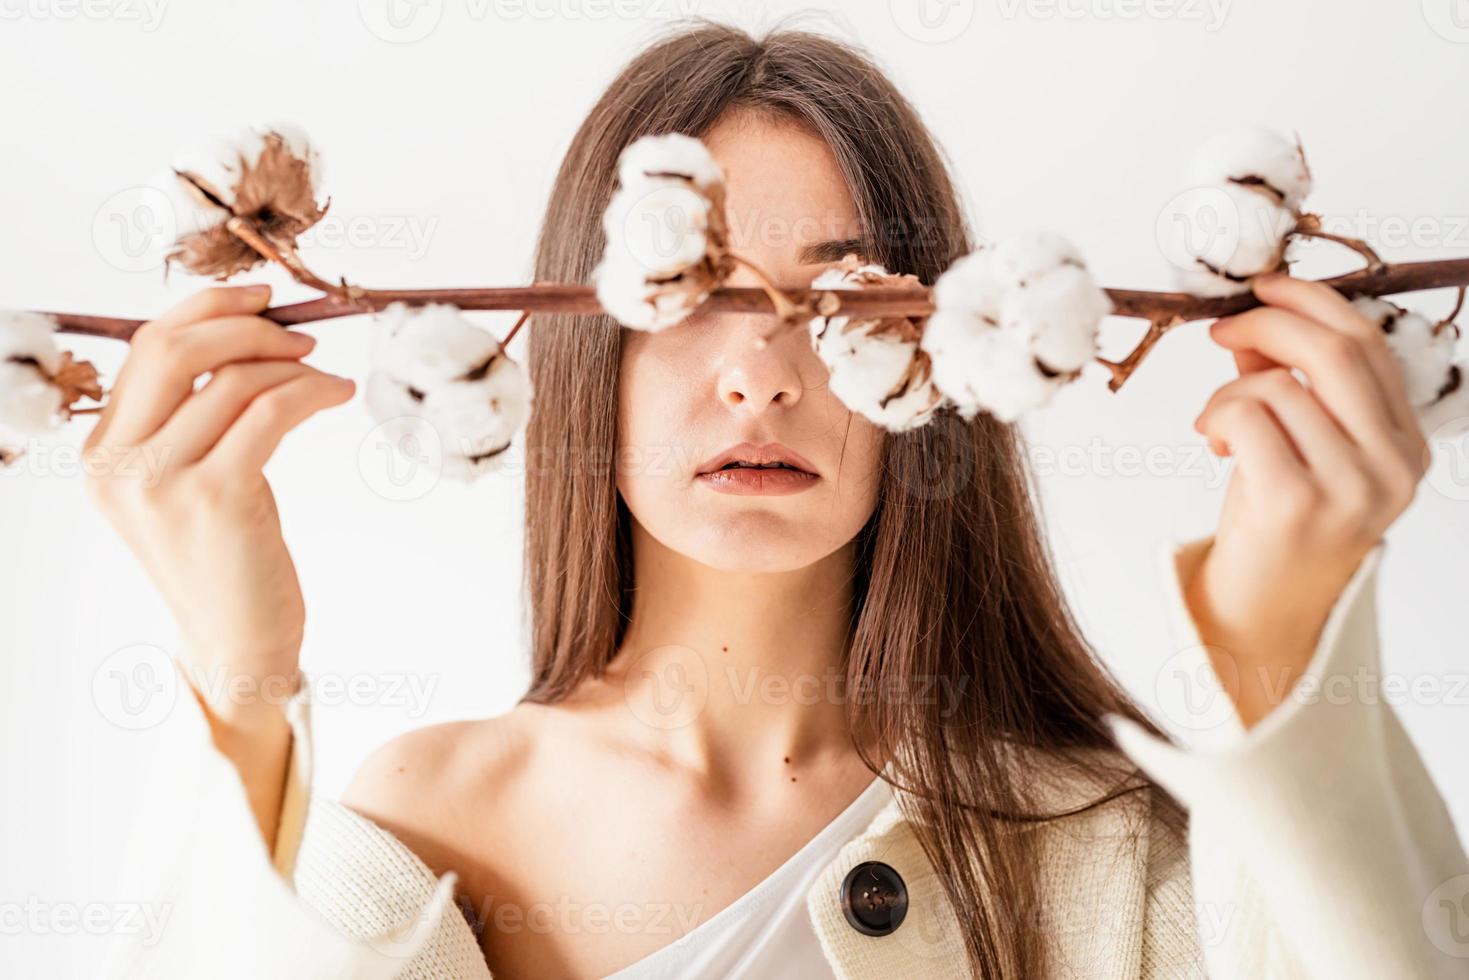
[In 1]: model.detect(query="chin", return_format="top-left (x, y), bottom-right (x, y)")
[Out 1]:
top-left (678, 506), bottom-right (861, 573)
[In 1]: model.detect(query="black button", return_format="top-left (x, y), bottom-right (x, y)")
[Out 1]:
top-left (840, 861), bottom-right (908, 937)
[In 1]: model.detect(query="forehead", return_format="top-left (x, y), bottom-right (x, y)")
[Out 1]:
top-left (700, 110), bottom-right (865, 270)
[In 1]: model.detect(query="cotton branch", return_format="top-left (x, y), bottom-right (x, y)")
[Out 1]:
top-left (43, 256), bottom-right (1469, 388)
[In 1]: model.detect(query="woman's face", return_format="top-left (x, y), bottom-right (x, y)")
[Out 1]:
top-left (615, 111), bottom-right (887, 573)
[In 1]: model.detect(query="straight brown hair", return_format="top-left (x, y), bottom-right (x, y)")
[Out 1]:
top-left (521, 20), bottom-right (1183, 978)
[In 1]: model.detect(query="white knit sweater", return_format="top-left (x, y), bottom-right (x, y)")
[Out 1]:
top-left (99, 534), bottom-right (1469, 979)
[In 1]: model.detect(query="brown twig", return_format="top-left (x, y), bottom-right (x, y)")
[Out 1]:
top-left (725, 254), bottom-right (807, 342)
top-left (1292, 213), bottom-right (1386, 272)
top-left (1096, 315), bottom-right (1183, 390)
top-left (1435, 286), bottom-right (1466, 338)
top-left (38, 257), bottom-right (1469, 388)
top-left (224, 217), bottom-right (365, 304)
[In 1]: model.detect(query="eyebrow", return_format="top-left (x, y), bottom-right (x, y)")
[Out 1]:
top-left (796, 237), bottom-right (870, 264)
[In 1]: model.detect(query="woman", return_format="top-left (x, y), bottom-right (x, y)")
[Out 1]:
top-left (91, 23), bottom-right (1465, 980)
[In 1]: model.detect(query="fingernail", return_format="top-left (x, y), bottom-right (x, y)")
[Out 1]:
top-left (1255, 271), bottom-right (1284, 284)
top-left (288, 331), bottom-right (316, 350)
top-left (243, 283), bottom-right (272, 300)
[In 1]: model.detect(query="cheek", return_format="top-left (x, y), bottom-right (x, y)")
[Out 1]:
top-left (616, 333), bottom-right (696, 494)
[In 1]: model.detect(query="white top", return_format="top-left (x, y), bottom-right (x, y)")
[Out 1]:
top-left (604, 774), bottom-right (894, 979)
top-left (98, 532), bottom-right (1469, 979)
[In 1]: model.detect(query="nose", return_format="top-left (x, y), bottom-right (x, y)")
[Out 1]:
top-left (715, 318), bottom-right (806, 414)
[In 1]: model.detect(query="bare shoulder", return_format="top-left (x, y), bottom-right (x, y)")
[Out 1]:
top-left (338, 702), bottom-right (555, 876)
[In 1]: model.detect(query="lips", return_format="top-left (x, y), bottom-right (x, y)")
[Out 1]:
top-left (695, 441), bottom-right (819, 477)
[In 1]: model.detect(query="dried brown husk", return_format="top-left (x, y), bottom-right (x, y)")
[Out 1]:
top-left (168, 131), bottom-right (328, 279)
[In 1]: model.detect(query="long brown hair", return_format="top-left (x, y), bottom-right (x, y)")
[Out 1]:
top-left (521, 20), bottom-right (1182, 978)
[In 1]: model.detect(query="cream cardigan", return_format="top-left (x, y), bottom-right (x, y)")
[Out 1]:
top-left (99, 534), bottom-right (1469, 979)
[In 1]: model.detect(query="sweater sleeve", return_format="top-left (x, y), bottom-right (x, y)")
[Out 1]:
top-left (1108, 534), bottom-right (1469, 979)
top-left (97, 661), bottom-right (468, 980)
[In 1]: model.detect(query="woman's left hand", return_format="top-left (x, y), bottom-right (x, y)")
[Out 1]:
top-left (1185, 272), bottom-right (1429, 728)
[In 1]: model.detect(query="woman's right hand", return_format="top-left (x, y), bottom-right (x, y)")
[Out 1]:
top-left (83, 284), bottom-right (356, 842)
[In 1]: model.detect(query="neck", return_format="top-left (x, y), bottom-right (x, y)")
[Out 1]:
top-left (612, 519), bottom-right (863, 790)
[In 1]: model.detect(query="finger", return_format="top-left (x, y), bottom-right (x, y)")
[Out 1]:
top-left (143, 360), bottom-right (324, 465)
top-left (145, 284), bottom-right (273, 332)
top-left (204, 372), bottom-right (356, 473)
top-left (1197, 368), bottom-right (1358, 477)
top-left (99, 316), bottom-right (318, 447)
top-left (1208, 308), bottom-right (1405, 457)
top-left (1213, 315), bottom-right (1283, 376)
top-left (1200, 395), bottom-right (1312, 487)
top-left (88, 285), bottom-right (289, 448)
top-left (1250, 273), bottom-right (1418, 433)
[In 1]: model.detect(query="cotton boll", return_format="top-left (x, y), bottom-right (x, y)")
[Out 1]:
top-left (0, 361), bottom-right (64, 446)
top-left (807, 260), bottom-right (944, 431)
top-left (167, 122), bottom-right (327, 279)
top-left (924, 316), bottom-right (1062, 423)
top-left (930, 248), bottom-right (1003, 322)
top-left (593, 254), bottom-right (711, 333)
top-left (1169, 182), bottom-right (1294, 293)
top-left (364, 304), bottom-right (532, 482)
top-left (1186, 126), bottom-right (1313, 212)
top-left (989, 232), bottom-right (1085, 289)
top-left (171, 130), bottom-right (266, 208)
top-left (999, 263), bottom-right (1110, 374)
top-left (810, 317), bottom-right (941, 432)
top-left (1383, 311), bottom-right (1456, 408)
top-left (616, 132), bottom-right (724, 192)
top-left (1171, 265), bottom-right (1253, 299)
top-left (601, 182), bottom-right (712, 278)
top-left (1351, 295), bottom-right (1463, 407)
top-left (1419, 372), bottom-right (1469, 439)
top-left (0, 311), bottom-right (68, 460)
top-left (594, 133), bottom-right (732, 332)
top-left (922, 236), bottom-right (1105, 420)
top-left (1351, 296), bottom-right (1469, 437)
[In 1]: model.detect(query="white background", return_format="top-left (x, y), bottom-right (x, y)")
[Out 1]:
top-left (2, 0), bottom-right (1467, 974)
